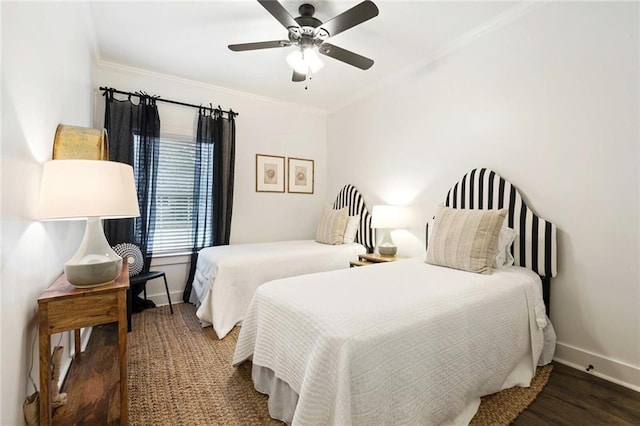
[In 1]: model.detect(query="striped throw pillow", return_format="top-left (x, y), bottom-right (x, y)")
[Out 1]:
top-left (426, 207), bottom-right (506, 274)
top-left (315, 207), bottom-right (348, 245)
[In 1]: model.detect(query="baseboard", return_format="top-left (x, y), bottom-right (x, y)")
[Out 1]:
top-left (146, 290), bottom-right (182, 308)
top-left (59, 357), bottom-right (72, 392)
top-left (58, 327), bottom-right (94, 391)
top-left (554, 341), bottom-right (640, 392)
top-left (82, 327), bottom-right (93, 351)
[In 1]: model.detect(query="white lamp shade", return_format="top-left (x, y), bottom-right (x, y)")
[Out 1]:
top-left (38, 159), bottom-right (140, 287)
top-left (370, 205), bottom-right (406, 229)
top-left (38, 160), bottom-right (140, 220)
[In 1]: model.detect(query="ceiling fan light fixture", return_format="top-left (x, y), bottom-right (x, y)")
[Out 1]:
top-left (228, 1), bottom-right (379, 81)
top-left (287, 48), bottom-right (324, 75)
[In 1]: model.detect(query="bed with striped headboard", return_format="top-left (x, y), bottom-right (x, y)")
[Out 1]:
top-left (430, 168), bottom-right (557, 312)
top-left (189, 184), bottom-right (374, 339)
top-left (233, 171), bottom-right (557, 426)
top-left (333, 184), bottom-right (375, 253)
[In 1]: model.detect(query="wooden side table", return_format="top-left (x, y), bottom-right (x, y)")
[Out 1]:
top-left (38, 263), bottom-right (129, 426)
top-left (350, 253), bottom-right (404, 267)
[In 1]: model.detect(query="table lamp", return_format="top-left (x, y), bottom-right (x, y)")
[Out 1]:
top-left (371, 205), bottom-right (405, 256)
top-left (38, 160), bottom-right (140, 287)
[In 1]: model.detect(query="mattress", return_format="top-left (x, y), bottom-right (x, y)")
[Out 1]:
top-left (192, 240), bottom-right (366, 339)
top-left (232, 258), bottom-right (552, 425)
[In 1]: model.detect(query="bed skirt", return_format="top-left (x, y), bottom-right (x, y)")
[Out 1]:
top-left (252, 364), bottom-right (299, 425)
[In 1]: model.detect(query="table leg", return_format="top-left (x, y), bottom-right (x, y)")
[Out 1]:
top-left (126, 287), bottom-right (132, 332)
top-left (38, 305), bottom-right (51, 426)
top-left (74, 329), bottom-right (81, 358)
top-left (118, 290), bottom-right (128, 425)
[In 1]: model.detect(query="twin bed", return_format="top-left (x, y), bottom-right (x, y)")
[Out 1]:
top-left (230, 168), bottom-right (558, 425)
top-left (190, 184), bottom-right (375, 339)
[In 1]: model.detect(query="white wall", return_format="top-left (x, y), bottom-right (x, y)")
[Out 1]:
top-left (92, 63), bottom-right (328, 304)
top-left (327, 2), bottom-right (639, 389)
top-left (1, 2), bottom-right (94, 423)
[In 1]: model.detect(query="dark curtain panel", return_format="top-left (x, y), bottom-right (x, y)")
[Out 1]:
top-left (103, 90), bottom-right (161, 271)
top-left (212, 110), bottom-right (236, 245)
top-left (182, 109), bottom-right (236, 302)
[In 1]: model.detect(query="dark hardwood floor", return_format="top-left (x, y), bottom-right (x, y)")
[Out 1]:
top-left (513, 362), bottom-right (640, 425)
top-left (513, 361), bottom-right (640, 425)
top-left (55, 322), bottom-right (640, 425)
top-left (52, 324), bottom-right (120, 425)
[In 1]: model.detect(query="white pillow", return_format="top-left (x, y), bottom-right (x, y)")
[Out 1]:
top-left (493, 225), bottom-right (517, 269)
top-left (342, 215), bottom-right (360, 243)
top-left (315, 207), bottom-right (348, 245)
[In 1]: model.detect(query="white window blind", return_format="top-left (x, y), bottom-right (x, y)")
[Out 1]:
top-left (134, 135), bottom-right (213, 254)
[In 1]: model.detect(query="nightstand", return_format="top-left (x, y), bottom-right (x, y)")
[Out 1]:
top-left (37, 263), bottom-right (129, 426)
top-left (350, 253), bottom-right (404, 267)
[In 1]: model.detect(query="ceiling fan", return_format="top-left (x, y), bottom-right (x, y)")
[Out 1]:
top-left (228, 0), bottom-right (379, 82)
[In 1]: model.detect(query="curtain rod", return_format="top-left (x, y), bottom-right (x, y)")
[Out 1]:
top-left (100, 86), bottom-right (238, 118)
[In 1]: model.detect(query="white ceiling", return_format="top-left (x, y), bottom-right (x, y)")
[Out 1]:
top-left (89, 1), bottom-right (526, 111)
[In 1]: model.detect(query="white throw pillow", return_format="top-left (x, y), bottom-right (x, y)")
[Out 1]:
top-left (493, 225), bottom-right (517, 269)
top-left (342, 215), bottom-right (360, 244)
top-left (315, 207), bottom-right (348, 245)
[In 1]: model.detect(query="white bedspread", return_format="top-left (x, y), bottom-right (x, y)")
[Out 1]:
top-left (233, 258), bottom-right (549, 425)
top-left (192, 240), bottom-right (365, 339)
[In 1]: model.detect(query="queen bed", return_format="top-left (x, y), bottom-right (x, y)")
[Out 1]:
top-left (190, 184), bottom-right (375, 339)
top-left (232, 168), bottom-right (558, 425)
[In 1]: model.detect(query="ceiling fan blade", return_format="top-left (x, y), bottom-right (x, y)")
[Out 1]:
top-left (319, 43), bottom-right (374, 70)
top-left (228, 40), bottom-right (291, 51)
top-left (318, 0), bottom-right (379, 38)
top-left (257, 0), bottom-right (299, 30)
top-left (292, 70), bottom-right (306, 82)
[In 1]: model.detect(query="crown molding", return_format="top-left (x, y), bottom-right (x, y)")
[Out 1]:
top-left (95, 59), bottom-right (327, 116)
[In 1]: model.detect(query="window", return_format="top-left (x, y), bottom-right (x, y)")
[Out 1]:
top-left (133, 134), bottom-right (214, 254)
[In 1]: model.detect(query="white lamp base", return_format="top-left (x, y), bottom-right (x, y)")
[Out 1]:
top-left (65, 217), bottom-right (123, 287)
top-left (378, 244), bottom-right (397, 256)
top-left (377, 229), bottom-right (398, 256)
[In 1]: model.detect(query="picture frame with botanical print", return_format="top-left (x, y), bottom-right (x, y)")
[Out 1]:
top-left (256, 154), bottom-right (285, 193)
top-left (287, 157), bottom-right (314, 194)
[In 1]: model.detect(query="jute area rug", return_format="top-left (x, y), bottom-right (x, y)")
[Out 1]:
top-left (128, 303), bottom-right (552, 426)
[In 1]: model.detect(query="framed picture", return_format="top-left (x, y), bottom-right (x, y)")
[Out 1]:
top-left (287, 157), bottom-right (314, 194)
top-left (256, 154), bottom-right (285, 192)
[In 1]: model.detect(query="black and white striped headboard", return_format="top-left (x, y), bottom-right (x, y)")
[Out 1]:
top-left (333, 184), bottom-right (375, 253)
top-left (443, 168), bottom-right (557, 278)
top-left (436, 168), bottom-right (558, 313)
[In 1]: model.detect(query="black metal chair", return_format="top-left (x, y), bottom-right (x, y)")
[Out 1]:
top-left (112, 243), bottom-right (173, 332)
top-left (130, 270), bottom-right (173, 314)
